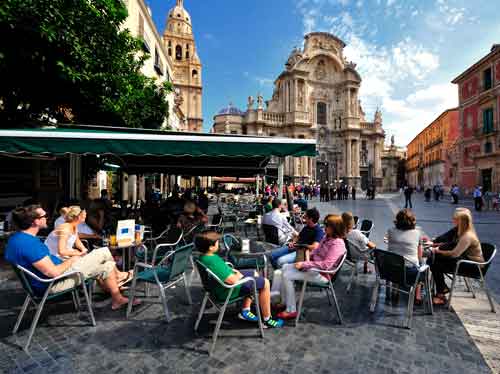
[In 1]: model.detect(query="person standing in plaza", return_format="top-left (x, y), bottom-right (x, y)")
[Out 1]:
top-left (352, 186), bottom-right (357, 200)
top-left (451, 185), bottom-right (460, 204)
top-left (483, 189), bottom-right (493, 211)
top-left (404, 184), bottom-right (414, 209)
top-left (473, 186), bottom-right (483, 211)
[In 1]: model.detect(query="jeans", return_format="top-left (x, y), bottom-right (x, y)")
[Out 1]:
top-left (270, 246), bottom-right (296, 268)
top-left (405, 196), bottom-right (412, 208)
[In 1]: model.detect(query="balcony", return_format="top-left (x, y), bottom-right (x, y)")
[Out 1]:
top-left (262, 112), bottom-right (285, 124)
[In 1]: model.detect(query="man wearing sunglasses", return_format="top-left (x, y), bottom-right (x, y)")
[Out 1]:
top-left (5, 205), bottom-right (134, 311)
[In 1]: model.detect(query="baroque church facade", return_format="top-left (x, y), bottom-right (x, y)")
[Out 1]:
top-left (163, 0), bottom-right (203, 132)
top-left (212, 32), bottom-right (387, 190)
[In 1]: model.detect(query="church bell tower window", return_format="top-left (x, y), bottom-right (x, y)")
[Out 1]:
top-left (317, 102), bottom-right (327, 125)
top-left (175, 45), bottom-right (182, 60)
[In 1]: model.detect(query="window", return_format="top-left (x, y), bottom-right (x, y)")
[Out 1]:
top-left (175, 45), bottom-right (182, 60)
top-left (483, 108), bottom-right (494, 134)
top-left (192, 69), bottom-right (198, 79)
top-left (485, 142), bottom-right (493, 154)
top-left (186, 51), bottom-right (190, 59)
top-left (483, 68), bottom-right (492, 91)
top-left (317, 102), bottom-right (327, 125)
top-left (168, 48), bottom-right (172, 57)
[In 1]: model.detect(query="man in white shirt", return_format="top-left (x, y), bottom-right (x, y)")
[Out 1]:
top-left (342, 212), bottom-right (376, 273)
top-left (262, 199), bottom-right (297, 245)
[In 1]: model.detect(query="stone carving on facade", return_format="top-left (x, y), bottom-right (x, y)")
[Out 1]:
top-left (374, 108), bottom-right (382, 123)
top-left (315, 61), bottom-right (327, 81)
top-left (247, 96), bottom-right (254, 110)
top-left (257, 94), bottom-right (264, 109)
top-left (391, 134), bottom-right (395, 147)
top-left (361, 147), bottom-right (368, 166)
top-left (286, 47), bottom-right (302, 70)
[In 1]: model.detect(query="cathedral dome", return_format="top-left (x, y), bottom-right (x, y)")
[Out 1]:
top-left (217, 103), bottom-right (245, 116)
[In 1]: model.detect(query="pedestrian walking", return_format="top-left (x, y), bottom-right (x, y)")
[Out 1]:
top-left (352, 186), bottom-right (356, 200)
top-left (404, 184), bottom-right (413, 209)
top-left (451, 185), bottom-right (459, 204)
top-left (473, 186), bottom-right (483, 211)
top-left (484, 189), bottom-right (493, 211)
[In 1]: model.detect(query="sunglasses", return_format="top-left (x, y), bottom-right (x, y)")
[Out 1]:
top-left (37, 214), bottom-right (48, 219)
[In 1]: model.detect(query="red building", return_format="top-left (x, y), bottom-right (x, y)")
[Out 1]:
top-left (452, 44), bottom-right (500, 194)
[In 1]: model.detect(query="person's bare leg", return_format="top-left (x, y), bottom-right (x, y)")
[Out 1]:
top-left (242, 297), bottom-right (252, 309)
top-left (259, 279), bottom-right (272, 319)
top-left (103, 268), bottom-right (129, 309)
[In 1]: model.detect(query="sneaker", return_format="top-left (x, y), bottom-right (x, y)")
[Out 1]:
top-left (276, 311), bottom-right (298, 320)
top-left (238, 309), bottom-right (258, 322)
top-left (264, 317), bottom-right (284, 328)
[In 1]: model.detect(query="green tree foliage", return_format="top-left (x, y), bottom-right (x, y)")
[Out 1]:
top-left (0, 0), bottom-right (172, 128)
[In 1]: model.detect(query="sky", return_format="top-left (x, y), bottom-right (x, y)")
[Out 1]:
top-left (147, 0), bottom-right (500, 146)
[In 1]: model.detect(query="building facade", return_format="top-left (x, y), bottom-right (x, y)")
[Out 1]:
top-left (212, 32), bottom-right (386, 190)
top-left (162, 0), bottom-right (203, 132)
top-left (381, 137), bottom-right (406, 192)
top-left (121, 0), bottom-right (182, 130)
top-left (452, 44), bottom-right (500, 194)
top-left (406, 109), bottom-right (459, 191)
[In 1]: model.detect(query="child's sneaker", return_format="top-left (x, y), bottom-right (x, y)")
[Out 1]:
top-left (264, 317), bottom-right (284, 328)
top-left (238, 309), bottom-right (258, 322)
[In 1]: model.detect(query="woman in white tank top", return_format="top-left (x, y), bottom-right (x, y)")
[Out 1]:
top-left (45, 206), bottom-right (89, 259)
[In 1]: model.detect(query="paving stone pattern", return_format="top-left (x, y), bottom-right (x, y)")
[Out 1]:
top-left (0, 195), bottom-right (496, 374)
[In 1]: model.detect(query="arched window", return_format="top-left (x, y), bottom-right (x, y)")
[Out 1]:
top-left (186, 51), bottom-right (190, 59)
top-left (175, 45), bottom-right (182, 60)
top-left (317, 102), bottom-right (327, 125)
top-left (192, 69), bottom-right (198, 79)
top-left (168, 48), bottom-right (172, 57)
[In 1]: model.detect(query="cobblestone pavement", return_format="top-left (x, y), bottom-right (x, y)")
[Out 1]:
top-left (0, 195), bottom-right (497, 374)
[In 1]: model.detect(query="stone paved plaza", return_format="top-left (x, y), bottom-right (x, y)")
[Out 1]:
top-left (0, 193), bottom-right (498, 374)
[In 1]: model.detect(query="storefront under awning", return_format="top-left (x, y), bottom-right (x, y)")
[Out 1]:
top-left (0, 126), bottom-right (316, 177)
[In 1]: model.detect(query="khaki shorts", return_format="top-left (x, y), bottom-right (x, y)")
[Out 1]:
top-left (50, 247), bottom-right (116, 294)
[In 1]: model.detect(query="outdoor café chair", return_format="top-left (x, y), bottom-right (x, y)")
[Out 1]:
top-left (12, 265), bottom-right (95, 352)
top-left (138, 226), bottom-right (183, 264)
top-left (295, 252), bottom-right (347, 326)
top-left (182, 223), bottom-right (206, 245)
top-left (446, 242), bottom-right (496, 312)
top-left (127, 243), bottom-right (194, 321)
top-left (194, 260), bottom-right (264, 356)
top-left (207, 214), bottom-right (224, 234)
top-left (359, 219), bottom-right (374, 238)
top-left (369, 249), bottom-right (433, 329)
top-left (262, 224), bottom-right (280, 245)
top-left (353, 216), bottom-right (359, 229)
top-left (222, 234), bottom-right (267, 275)
top-left (344, 238), bottom-right (374, 293)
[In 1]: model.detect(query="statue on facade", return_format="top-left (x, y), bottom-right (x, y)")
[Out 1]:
top-left (315, 61), bottom-right (327, 81)
top-left (391, 134), bottom-right (395, 147)
top-left (361, 148), bottom-right (368, 166)
top-left (247, 95), bottom-right (254, 110)
top-left (374, 108), bottom-right (383, 123)
top-left (257, 94), bottom-right (264, 109)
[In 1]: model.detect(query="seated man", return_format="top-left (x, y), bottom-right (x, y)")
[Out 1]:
top-left (294, 193), bottom-right (308, 212)
top-left (195, 231), bottom-right (283, 328)
top-left (262, 199), bottom-right (297, 245)
top-left (342, 212), bottom-right (376, 273)
top-left (5, 205), bottom-right (135, 311)
top-left (270, 208), bottom-right (324, 268)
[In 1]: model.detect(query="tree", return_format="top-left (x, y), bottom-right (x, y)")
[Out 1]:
top-left (0, 0), bottom-right (172, 128)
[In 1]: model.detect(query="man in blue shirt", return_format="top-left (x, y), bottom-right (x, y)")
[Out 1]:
top-left (5, 205), bottom-right (134, 310)
top-left (270, 208), bottom-right (325, 268)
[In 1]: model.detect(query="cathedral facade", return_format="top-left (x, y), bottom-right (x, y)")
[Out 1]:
top-left (163, 0), bottom-right (203, 132)
top-left (212, 32), bottom-right (386, 189)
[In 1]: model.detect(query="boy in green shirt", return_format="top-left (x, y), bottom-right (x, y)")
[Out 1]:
top-left (196, 231), bottom-right (283, 328)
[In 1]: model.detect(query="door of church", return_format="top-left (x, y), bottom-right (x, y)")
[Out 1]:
top-left (360, 170), bottom-right (369, 190)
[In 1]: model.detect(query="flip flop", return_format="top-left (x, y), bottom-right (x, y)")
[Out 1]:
top-left (432, 296), bottom-right (446, 305)
top-left (112, 298), bottom-right (141, 311)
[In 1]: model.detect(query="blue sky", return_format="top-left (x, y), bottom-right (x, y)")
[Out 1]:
top-left (147, 0), bottom-right (499, 146)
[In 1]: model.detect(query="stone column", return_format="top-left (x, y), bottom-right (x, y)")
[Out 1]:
top-left (138, 175), bottom-right (146, 201)
top-left (374, 141), bottom-right (382, 178)
top-left (278, 158), bottom-right (284, 200)
top-left (346, 89), bottom-right (351, 116)
top-left (345, 138), bottom-right (352, 178)
top-left (128, 175), bottom-right (137, 203)
top-left (353, 140), bottom-right (360, 177)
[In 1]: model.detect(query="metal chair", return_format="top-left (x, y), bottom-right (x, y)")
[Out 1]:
top-left (353, 216), bottom-right (359, 229)
top-left (369, 249), bottom-right (433, 329)
top-left (207, 214), bottom-right (224, 234)
top-left (137, 226), bottom-right (183, 264)
top-left (446, 242), bottom-right (496, 312)
top-left (295, 252), bottom-right (347, 326)
top-left (127, 243), bottom-right (194, 321)
top-left (12, 265), bottom-right (95, 352)
top-left (194, 259), bottom-right (264, 356)
top-left (344, 238), bottom-right (373, 293)
top-left (182, 223), bottom-right (206, 245)
top-left (222, 234), bottom-right (267, 276)
top-left (359, 219), bottom-right (374, 238)
top-left (262, 224), bottom-right (280, 245)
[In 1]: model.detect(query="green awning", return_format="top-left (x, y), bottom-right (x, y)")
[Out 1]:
top-left (0, 127), bottom-right (316, 158)
top-left (0, 127), bottom-right (317, 177)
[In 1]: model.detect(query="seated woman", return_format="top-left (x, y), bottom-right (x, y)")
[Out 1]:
top-left (177, 201), bottom-right (208, 235)
top-left (430, 208), bottom-right (483, 305)
top-left (54, 206), bottom-right (70, 228)
top-left (263, 196), bottom-right (273, 213)
top-left (274, 214), bottom-right (346, 320)
top-left (386, 209), bottom-right (423, 301)
top-left (342, 212), bottom-right (376, 272)
top-left (45, 206), bottom-right (89, 259)
top-left (45, 206), bottom-right (132, 284)
top-left (195, 231), bottom-right (283, 328)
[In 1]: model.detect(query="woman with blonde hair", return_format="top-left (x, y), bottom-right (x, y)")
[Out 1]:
top-left (275, 214), bottom-right (346, 319)
top-left (430, 208), bottom-right (483, 305)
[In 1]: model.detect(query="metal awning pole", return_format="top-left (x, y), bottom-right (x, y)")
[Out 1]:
top-left (278, 158), bottom-right (284, 200)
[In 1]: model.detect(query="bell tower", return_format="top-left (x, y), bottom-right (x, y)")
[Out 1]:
top-left (163, 0), bottom-right (203, 132)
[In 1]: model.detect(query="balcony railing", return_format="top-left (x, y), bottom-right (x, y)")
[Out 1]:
top-left (263, 112), bottom-right (285, 124)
